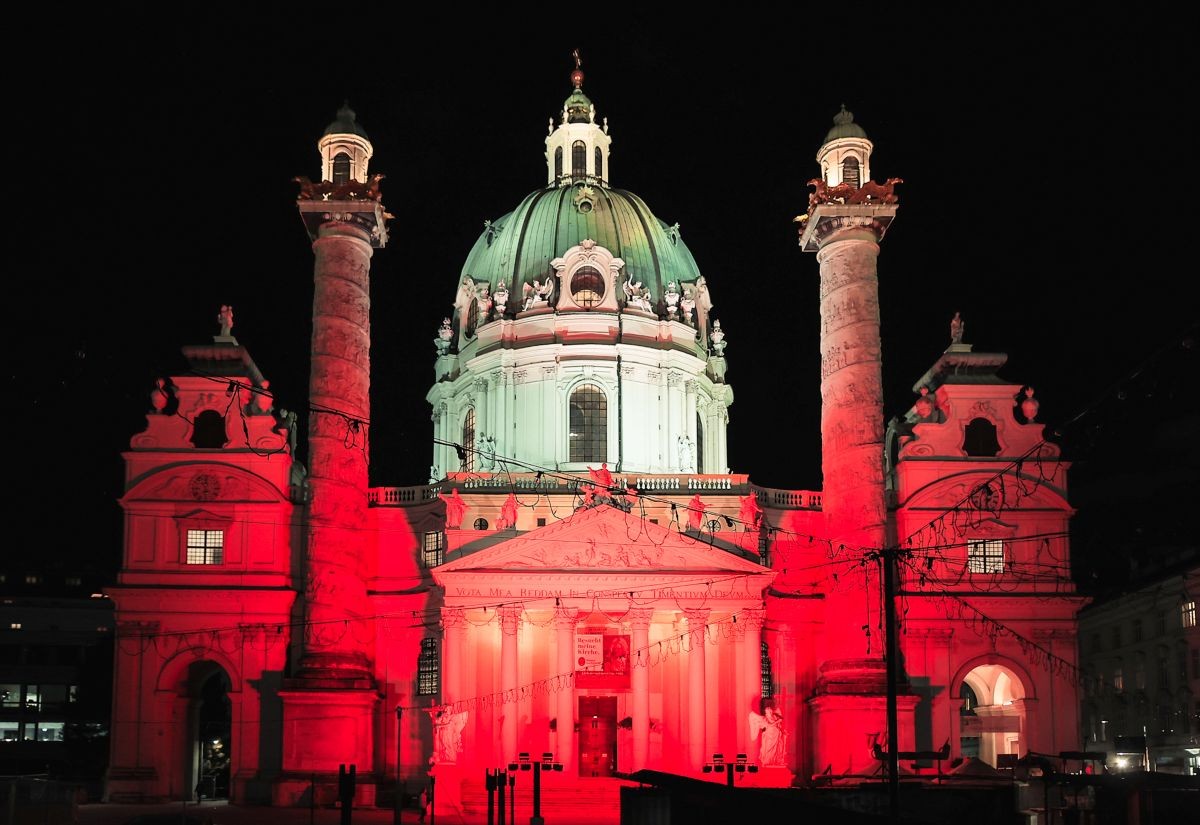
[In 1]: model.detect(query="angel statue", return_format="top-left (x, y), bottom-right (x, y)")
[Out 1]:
top-left (432, 707), bottom-right (469, 764)
top-left (664, 280), bottom-right (681, 319)
top-left (680, 287), bottom-right (696, 327)
top-left (523, 278), bottom-right (555, 311)
top-left (453, 276), bottom-right (477, 349)
top-left (622, 274), bottom-right (653, 313)
top-left (217, 305), bottom-right (234, 338)
top-left (693, 276), bottom-right (713, 347)
top-left (749, 705), bottom-right (786, 766)
top-left (588, 462), bottom-right (614, 490)
top-left (475, 283), bottom-right (493, 324)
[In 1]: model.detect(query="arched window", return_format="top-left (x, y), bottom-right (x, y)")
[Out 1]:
top-left (333, 152), bottom-right (352, 184)
top-left (695, 413), bottom-right (705, 473)
top-left (569, 384), bottom-right (607, 463)
top-left (572, 141), bottom-right (586, 178)
top-left (461, 408), bottom-right (476, 472)
top-left (465, 297), bottom-right (479, 339)
top-left (416, 638), bottom-right (440, 696)
top-left (595, 147), bottom-right (603, 180)
top-left (569, 265), bottom-right (605, 308)
top-left (963, 417), bottom-right (1000, 456)
top-left (191, 410), bottom-right (228, 448)
top-left (842, 156), bottom-right (860, 189)
top-left (761, 641), bottom-right (774, 699)
top-left (554, 146), bottom-right (563, 179)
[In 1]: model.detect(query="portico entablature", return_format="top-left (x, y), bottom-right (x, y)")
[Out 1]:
top-left (433, 504), bottom-right (774, 610)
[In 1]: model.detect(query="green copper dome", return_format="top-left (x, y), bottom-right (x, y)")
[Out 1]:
top-left (460, 183), bottom-right (703, 304)
top-left (823, 104), bottom-right (868, 143)
top-left (323, 102), bottom-right (369, 138)
top-left (565, 89), bottom-right (593, 123)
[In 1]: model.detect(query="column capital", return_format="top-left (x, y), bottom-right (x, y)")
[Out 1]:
top-left (442, 607), bottom-right (467, 630)
top-left (498, 605), bottom-right (523, 635)
top-left (627, 608), bottom-right (655, 628)
top-left (553, 606), bottom-right (578, 628)
top-left (741, 608), bottom-right (765, 632)
top-left (682, 607), bottom-right (710, 624)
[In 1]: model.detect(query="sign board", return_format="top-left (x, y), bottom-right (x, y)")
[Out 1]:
top-left (576, 633), bottom-right (604, 671)
top-left (575, 633), bottom-right (631, 688)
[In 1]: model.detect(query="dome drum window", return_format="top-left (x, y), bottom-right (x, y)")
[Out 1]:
top-left (569, 383), bottom-right (607, 464)
top-left (550, 240), bottom-right (625, 313)
top-left (570, 266), bottom-right (605, 308)
top-left (572, 141), bottom-right (586, 179)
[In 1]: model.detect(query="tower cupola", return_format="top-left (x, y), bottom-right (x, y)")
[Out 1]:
top-left (318, 102), bottom-right (374, 184)
top-left (545, 50), bottom-right (612, 187)
top-left (816, 104), bottom-right (873, 189)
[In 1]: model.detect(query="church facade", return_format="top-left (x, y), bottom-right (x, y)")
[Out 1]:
top-left (104, 63), bottom-right (1083, 810)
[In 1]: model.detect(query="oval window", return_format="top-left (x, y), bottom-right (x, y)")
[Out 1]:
top-left (570, 266), bottom-right (605, 308)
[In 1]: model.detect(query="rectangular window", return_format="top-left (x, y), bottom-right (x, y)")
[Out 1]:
top-left (1182, 601), bottom-right (1197, 629)
top-left (0, 720), bottom-right (20, 742)
top-left (185, 529), bottom-right (224, 565)
top-left (967, 539), bottom-right (1004, 574)
top-left (417, 638), bottom-right (440, 696)
top-left (0, 685), bottom-right (20, 708)
top-left (36, 685), bottom-right (69, 710)
top-left (761, 641), bottom-right (774, 700)
top-left (1089, 633), bottom-right (1102, 654)
top-left (1111, 625), bottom-right (1122, 649)
top-left (422, 531), bottom-right (445, 568)
top-left (1132, 618), bottom-right (1143, 642)
top-left (26, 721), bottom-right (63, 742)
top-left (1113, 669), bottom-right (1124, 693)
top-left (1191, 648), bottom-right (1199, 680)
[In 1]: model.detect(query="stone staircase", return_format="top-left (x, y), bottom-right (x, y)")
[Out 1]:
top-left (456, 774), bottom-right (634, 823)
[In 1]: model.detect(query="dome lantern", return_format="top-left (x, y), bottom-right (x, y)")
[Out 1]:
top-left (816, 104), bottom-right (873, 189)
top-left (318, 101), bottom-right (374, 184)
top-left (545, 50), bottom-right (612, 187)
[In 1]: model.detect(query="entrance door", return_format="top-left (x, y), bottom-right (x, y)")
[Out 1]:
top-left (578, 696), bottom-right (617, 777)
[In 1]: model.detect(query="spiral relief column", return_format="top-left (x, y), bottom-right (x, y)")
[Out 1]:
top-left (798, 107), bottom-right (914, 777)
top-left (276, 105), bottom-right (390, 802)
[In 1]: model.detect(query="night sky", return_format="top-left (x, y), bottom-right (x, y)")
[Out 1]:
top-left (10, 13), bottom-right (1196, 587)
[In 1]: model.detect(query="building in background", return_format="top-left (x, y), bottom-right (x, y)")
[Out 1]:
top-left (1078, 557), bottom-right (1200, 774)
top-left (0, 571), bottom-right (114, 796)
top-left (101, 61), bottom-right (1084, 812)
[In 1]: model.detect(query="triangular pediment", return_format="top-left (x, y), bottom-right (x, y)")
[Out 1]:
top-left (435, 504), bottom-right (768, 575)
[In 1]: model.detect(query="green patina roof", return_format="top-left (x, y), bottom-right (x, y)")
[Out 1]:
top-left (323, 102), bottom-right (369, 139)
top-left (460, 184), bottom-right (704, 301)
top-left (823, 104), bottom-right (868, 143)
top-left (565, 89), bottom-right (593, 123)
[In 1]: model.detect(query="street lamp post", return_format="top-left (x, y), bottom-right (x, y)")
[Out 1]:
top-left (394, 706), bottom-right (403, 825)
top-left (510, 751), bottom-right (562, 825)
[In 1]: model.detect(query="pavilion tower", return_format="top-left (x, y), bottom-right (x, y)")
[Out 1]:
top-left (797, 107), bottom-right (914, 776)
top-left (276, 103), bottom-right (390, 802)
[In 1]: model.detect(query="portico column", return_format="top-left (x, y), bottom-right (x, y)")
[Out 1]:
top-left (554, 607), bottom-right (577, 771)
top-left (442, 608), bottom-right (466, 706)
top-left (684, 381), bottom-right (699, 471)
top-left (629, 608), bottom-right (655, 771)
top-left (684, 608), bottom-right (710, 772)
top-left (742, 608), bottom-right (765, 756)
top-left (498, 605), bottom-right (522, 762)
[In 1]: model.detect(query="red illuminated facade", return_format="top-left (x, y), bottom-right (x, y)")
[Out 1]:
top-left (104, 73), bottom-right (1082, 813)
